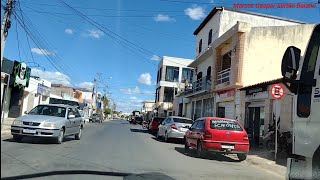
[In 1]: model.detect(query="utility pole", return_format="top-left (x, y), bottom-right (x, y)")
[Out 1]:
top-left (1, 0), bottom-right (15, 68)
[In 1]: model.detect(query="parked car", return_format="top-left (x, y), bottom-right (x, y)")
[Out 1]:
top-left (157, 116), bottom-right (193, 142)
top-left (184, 117), bottom-right (249, 161)
top-left (148, 117), bottom-right (165, 135)
top-left (11, 104), bottom-right (84, 144)
top-left (90, 113), bottom-right (103, 123)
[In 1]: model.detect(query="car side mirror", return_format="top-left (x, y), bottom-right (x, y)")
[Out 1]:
top-left (24, 111), bottom-right (28, 114)
top-left (68, 115), bottom-right (75, 119)
top-left (281, 46), bottom-right (301, 93)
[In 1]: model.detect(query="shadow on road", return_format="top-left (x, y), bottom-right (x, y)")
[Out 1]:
top-left (2, 136), bottom-right (77, 145)
top-left (151, 137), bottom-right (184, 144)
top-left (174, 147), bottom-right (241, 162)
top-left (130, 128), bottom-right (149, 134)
top-left (249, 147), bottom-right (286, 166)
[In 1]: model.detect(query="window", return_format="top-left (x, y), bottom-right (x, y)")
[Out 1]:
top-left (165, 118), bottom-right (171, 124)
top-left (164, 87), bottom-right (174, 102)
top-left (173, 118), bottom-right (193, 124)
top-left (199, 39), bottom-right (203, 53)
top-left (203, 98), bottom-right (214, 117)
top-left (74, 108), bottom-right (81, 118)
top-left (210, 119), bottom-right (243, 131)
top-left (182, 68), bottom-right (193, 82)
top-left (206, 66), bottom-right (211, 78)
top-left (297, 25), bottom-right (320, 117)
top-left (196, 120), bottom-right (205, 130)
top-left (222, 51), bottom-right (232, 71)
top-left (159, 67), bottom-right (162, 82)
top-left (165, 66), bottom-right (179, 82)
top-left (208, 29), bottom-right (212, 45)
top-left (191, 121), bottom-right (198, 129)
top-left (29, 105), bottom-right (66, 118)
top-left (156, 70), bottom-right (160, 83)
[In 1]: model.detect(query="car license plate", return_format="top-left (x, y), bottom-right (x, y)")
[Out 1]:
top-left (23, 129), bottom-right (36, 134)
top-left (221, 145), bottom-right (234, 149)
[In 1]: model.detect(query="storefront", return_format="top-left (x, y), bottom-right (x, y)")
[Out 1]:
top-left (1, 59), bottom-right (31, 119)
top-left (216, 89), bottom-right (236, 119)
top-left (22, 77), bottom-right (51, 114)
top-left (239, 78), bottom-right (294, 149)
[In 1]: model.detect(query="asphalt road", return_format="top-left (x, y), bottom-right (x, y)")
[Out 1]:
top-left (1, 120), bottom-right (284, 180)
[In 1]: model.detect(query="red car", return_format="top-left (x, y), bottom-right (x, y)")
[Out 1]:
top-left (148, 117), bottom-right (165, 135)
top-left (184, 117), bottom-right (250, 161)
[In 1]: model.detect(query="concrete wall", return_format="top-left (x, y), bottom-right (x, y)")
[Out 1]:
top-left (191, 54), bottom-right (214, 82)
top-left (242, 24), bottom-right (314, 87)
top-left (195, 9), bottom-right (301, 57)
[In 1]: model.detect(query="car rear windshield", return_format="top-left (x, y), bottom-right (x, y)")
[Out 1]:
top-left (153, 118), bottom-right (165, 122)
top-left (173, 118), bottom-right (193, 124)
top-left (210, 120), bottom-right (243, 131)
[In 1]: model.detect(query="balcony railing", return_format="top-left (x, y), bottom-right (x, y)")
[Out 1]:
top-left (184, 76), bottom-right (212, 95)
top-left (217, 68), bottom-right (230, 84)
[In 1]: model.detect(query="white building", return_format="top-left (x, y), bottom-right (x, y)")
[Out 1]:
top-left (155, 56), bottom-right (193, 117)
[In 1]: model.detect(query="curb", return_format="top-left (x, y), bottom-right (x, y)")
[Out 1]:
top-left (246, 155), bottom-right (286, 177)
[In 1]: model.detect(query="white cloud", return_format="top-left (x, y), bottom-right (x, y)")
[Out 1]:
top-left (85, 29), bottom-right (104, 39)
top-left (153, 14), bottom-right (175, 22)
top-left (31, 68), bottom-right (71, 86)
top-left (151, 55), bottom-right (162, 62)
top-left (65, 28), bottom-right (73, 34)
top-left (31, 48), bottom-right (55, 56)
top-left (120, 86), bottom-right (154, 96)
top-left (184, 5), bottom-right (206, 20)
top-left (138, 73), bottom-right (152, 86)
top-left (77, 82), bottom-right (94, 89)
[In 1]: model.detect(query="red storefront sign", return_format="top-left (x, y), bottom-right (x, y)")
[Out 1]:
top-left (217, 90), bottom-right (235, 98)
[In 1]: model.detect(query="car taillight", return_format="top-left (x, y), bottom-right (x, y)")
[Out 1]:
top-left (204, 130), bottom-right (212, 139)
top-left (244, 135), bottom-right (249, 141)
top-left (171, 124), bottom-right (177, 130)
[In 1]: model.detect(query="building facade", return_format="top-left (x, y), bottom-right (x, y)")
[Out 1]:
top-left (155, 56), bottom-right (193, 117)
top-left (175, 7), bottom-right (313, 134)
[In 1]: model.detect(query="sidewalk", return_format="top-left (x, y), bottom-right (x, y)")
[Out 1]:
top-left (246, 148), bottom-right (286, 178)
top-left (1, 118), bottom-right (15, 140)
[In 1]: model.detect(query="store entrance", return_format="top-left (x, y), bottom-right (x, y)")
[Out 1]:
top-left (248, 107), bottom-right (265, 147)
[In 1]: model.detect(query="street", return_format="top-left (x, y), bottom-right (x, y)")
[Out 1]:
top-left (1, 120), bottom-right (284, 180)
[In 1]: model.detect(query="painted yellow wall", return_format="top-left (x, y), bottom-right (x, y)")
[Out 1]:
top-left (242, 24), bottom-right (315, 87)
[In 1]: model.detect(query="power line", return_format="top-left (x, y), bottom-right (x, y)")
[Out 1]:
top-left (14, 8), bottom-right (84, 85)
top-left (58, 0), bottom-right (160, 67)
top-left (13, 11), bottom-right (79, 87)
top-left (14, 15), bottom-right (22, 62)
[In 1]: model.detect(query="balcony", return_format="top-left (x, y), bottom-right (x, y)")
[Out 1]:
top-left (184, 76), bottom-right (212, 97)
top-left (217, 68), bottom-right (230, 84)
top-left (160, 102), bottom-right (173, 110)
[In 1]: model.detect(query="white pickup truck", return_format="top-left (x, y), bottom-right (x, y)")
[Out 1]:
top-left (281, 24), bottom-right (319, 180)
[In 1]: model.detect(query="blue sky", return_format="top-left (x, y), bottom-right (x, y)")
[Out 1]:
top-left (1, 0), bottom-right (319, 112)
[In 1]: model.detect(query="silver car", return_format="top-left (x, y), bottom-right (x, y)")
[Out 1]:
top-left (157, 116), bottom-right (193, 142)
top-left (11, 104), bottom-right (84, 144)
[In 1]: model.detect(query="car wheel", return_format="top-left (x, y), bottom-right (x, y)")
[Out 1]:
top-left (12, 135), bottom-right (23, 142)
top-left (196, 141), bottom-right (205, 158)
top-left (75, 127), bottom-right (82, 140)
top-left (184, 138), bottom-right (190, 153)
top-left (237, 153), bottom-right (247, 161)
top-left (164, 132), bottom-right (170, 143)
top-left (55, 129), bottom-right (64, 144)
top-left (156, 131), bottom-right (161, 140)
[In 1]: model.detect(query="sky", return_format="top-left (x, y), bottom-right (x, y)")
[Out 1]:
top-left (1, 0), bottom-right (319, 113)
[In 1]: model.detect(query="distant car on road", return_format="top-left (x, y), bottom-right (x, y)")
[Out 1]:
top-left (148, 117), bottom-right (165, 135)
top-left (184, 117), bottom-right (249, 161)
top-left (90, 113), bottom-right (103, 123)
top-left (157, 116), bottom-right (193, 142)
top-left (11, 104), bottom-right (83, 144)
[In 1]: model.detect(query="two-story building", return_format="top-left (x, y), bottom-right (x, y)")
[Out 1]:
top-left (175, 7), bottom-right (313, 147)
top-left (155, 56), bottom-right (193, 117)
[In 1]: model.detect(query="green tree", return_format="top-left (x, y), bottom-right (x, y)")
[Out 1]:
top-left (104, 108), bottom-right (112, 115)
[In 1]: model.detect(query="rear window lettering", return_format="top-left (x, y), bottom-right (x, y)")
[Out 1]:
top-left (210, 120), bottom-right (243, 131)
